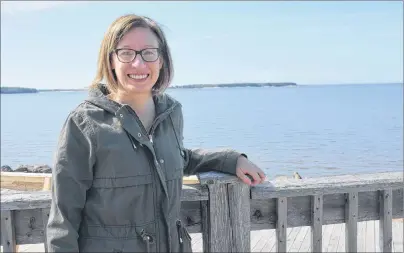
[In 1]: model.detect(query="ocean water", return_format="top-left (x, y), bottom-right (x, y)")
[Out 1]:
top-left (1, 84), bottom-right (402, 178)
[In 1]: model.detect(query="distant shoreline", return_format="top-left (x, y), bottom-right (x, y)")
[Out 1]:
top-left (170, 82), bottom-right (297, 89)
top-left (0, 82), bottom-right (297, 94)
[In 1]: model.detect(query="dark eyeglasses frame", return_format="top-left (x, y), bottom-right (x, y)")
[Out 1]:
top-left (114, 48), bottom-right (160, 63)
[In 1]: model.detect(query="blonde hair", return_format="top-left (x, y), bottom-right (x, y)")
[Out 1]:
top-left (90, 14), bottom-right (173, 94)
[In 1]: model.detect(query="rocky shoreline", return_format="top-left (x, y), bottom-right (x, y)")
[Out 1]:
top-left (1, 165), bottom-right (52, 173)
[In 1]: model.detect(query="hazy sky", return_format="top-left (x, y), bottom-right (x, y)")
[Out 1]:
top-left (1, 1), bottom-right (403, 89)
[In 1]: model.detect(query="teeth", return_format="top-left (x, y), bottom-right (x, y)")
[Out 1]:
top-left (129, 74), bottom-right (148, 80)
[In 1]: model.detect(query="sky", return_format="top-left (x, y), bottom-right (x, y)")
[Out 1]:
top-left (1, 1), bottom-right (403, 89)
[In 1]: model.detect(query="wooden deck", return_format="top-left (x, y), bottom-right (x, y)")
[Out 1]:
top-left (3, 221), bottom-right (402, 252)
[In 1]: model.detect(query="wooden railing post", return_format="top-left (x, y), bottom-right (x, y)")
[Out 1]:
top-left (199, 172), bottom-right (251, 252)
top-left (1, 210), bottom-right (17, 253)
top-left (41, 208), bottom-right (50, 253)
top-left (276, 197), bottom-right (287, 252)
top-left (379, 189), bottom-right (393, 252)
top-left (311, 195), bottom-right (323, 252)
top-left (206, 183), bottom-right (232, 252)
top-left (345, 192), bottom-right (358, 252)
top-left (228, 181), bottom-right (251, 252)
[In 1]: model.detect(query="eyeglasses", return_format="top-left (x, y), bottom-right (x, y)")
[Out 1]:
top-left (114, 48), bottom-right (160, 63)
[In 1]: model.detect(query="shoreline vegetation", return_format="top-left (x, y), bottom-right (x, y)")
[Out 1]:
top-left (0, 82), bottom-right (297, 94)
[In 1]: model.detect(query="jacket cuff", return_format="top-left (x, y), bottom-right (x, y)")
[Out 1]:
top-left (220, 151), bottom-right (247, 175)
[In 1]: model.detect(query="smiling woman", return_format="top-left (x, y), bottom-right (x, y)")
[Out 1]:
top-left (45, 14), bottom-right (266, 253)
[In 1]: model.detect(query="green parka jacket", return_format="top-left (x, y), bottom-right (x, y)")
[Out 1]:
top-left (46, 84), bottom-right (244, 252)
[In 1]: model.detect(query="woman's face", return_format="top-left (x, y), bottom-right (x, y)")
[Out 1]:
top-left (111, 27), bottom-right (163, 95)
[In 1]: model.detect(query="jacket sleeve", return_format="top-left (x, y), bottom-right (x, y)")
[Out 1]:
top-left (182, 147), bottom-right (246, 176)
top-left (174, 106), bottom-right (246, 176)
top-left (46, 112), bottom-right (95, 252)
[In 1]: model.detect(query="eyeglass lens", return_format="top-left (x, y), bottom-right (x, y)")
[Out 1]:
top-left (117, 48), bottom-right (159, 62)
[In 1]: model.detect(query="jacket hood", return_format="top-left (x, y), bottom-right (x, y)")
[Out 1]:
top-left (86, 83), bottom-right (180, 115)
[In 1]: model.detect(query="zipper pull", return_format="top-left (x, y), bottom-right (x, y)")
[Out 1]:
top-left (176, 220), bottom-right (183, 243)
top-left (149, 135), bottom-right (153, 144)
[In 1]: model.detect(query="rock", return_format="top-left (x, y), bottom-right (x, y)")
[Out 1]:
top-left (1, 164), bottom-right (52, 173)
top-left (14, 165), bottom-right (29, 172)
top-left (1, 165), bottom-right (13, 172)
top-left (30, 165), bottom-right (52, 173)
top-left (293, 172), bottom-right (302, 179)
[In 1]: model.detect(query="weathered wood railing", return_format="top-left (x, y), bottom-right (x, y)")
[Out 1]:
top-left (1, 171), bottom-right (403, 252)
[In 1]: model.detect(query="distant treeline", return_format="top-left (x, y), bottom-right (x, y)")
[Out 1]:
top-left (1, 87), bottom-right (38, 94)
top-left (170, 82), bottom-right (297, 89)
top-left (0, 87), bottom-right (85, 94)
top-left (1, 82), bottom-right (297, 94)
top-left (38, 89), bottom-right (87, 92)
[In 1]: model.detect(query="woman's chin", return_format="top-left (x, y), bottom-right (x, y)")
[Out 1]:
top-left (123, 81), bottom-right (153, 94)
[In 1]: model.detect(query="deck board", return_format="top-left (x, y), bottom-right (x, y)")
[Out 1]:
top-left (1, 220), bottom-right (402, 252)
top-left (392, 221), bottom-right (403, 253)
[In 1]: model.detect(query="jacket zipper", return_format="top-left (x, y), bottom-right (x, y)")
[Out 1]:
top-left (127, 102), bottom-right (178, 143)
top-left (176, 220), bottom-right (192, 245)
top-left (140, 229), bottom-right (154, 253)
top-left (148, 103), bottom-right (178, 136)
top-left (127, 102), bottom-right (179, 253)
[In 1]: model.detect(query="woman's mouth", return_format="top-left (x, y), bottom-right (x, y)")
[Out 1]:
top-left (128, 74), bottom-right (149, 81)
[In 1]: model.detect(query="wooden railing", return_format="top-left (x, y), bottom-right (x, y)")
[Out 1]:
top-left (0, 171), bottom-right (200, 191)
top-left (1, 171), bottom-right (403, 252)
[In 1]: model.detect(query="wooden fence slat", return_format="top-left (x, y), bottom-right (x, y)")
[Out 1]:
top-left (379, 189), bottom-right (393, 252)
top-left (41, 208), bottom-right (50, 252)
top-left (228, 182), bottom-right (251, 252)
top-left (276, 197), bottom-right (287, 252)
top-left (201, 200), bottom-right (209, 253)
top-left (311, 195), bottom-right (323, 252)
top-left (206, 183), bottom-right (232, 252)
top-left (1, 211), bottom-right (16, 253)
top-left (249, 189), bottom-right (403, 231)
top-left (345, 192), bottom-right (358, 252)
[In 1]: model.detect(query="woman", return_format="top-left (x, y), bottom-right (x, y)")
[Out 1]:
top-left (46, 14), bottom-right (266, 253)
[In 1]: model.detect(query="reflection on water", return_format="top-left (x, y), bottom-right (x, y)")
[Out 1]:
top-left (1, 84), bottom-right (402, 178)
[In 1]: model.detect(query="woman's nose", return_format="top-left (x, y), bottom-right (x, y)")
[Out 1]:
top-left (131, 54), bottom-right (146, 68)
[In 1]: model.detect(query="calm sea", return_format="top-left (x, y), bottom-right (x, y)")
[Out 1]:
top-left (1, 84), bottom-right (402, 178)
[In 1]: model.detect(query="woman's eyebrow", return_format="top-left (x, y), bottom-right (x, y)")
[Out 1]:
top-left (120, 44), bottom-right (157, 48)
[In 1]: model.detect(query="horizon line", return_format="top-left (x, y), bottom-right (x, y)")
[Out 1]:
top-left (1, 81), bottom-right (402, 90)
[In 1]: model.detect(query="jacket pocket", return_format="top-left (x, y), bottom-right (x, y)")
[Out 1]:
top-left (78, 237), bottom-right (125, 252)
top-left (176, 219), bottom-right (192, 253)
top-left (85, 176), bottom-right (155, 225)
top-left (79, 221), bottom-right (156, 252)
top-left (92, 174), bottom-right (152, 188)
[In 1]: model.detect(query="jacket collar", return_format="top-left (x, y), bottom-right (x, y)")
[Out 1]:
top-left (86, 83), bottom-right (179, 116)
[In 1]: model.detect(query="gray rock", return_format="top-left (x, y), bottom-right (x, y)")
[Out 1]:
top-left (2, 164), bottom-right (52, 173)
top-left (30, 165), bottom-right (52, 173)
top-left (1, 165), bottom-right (13, 172)
top-left (14, 165), bottom-right (29, 172)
